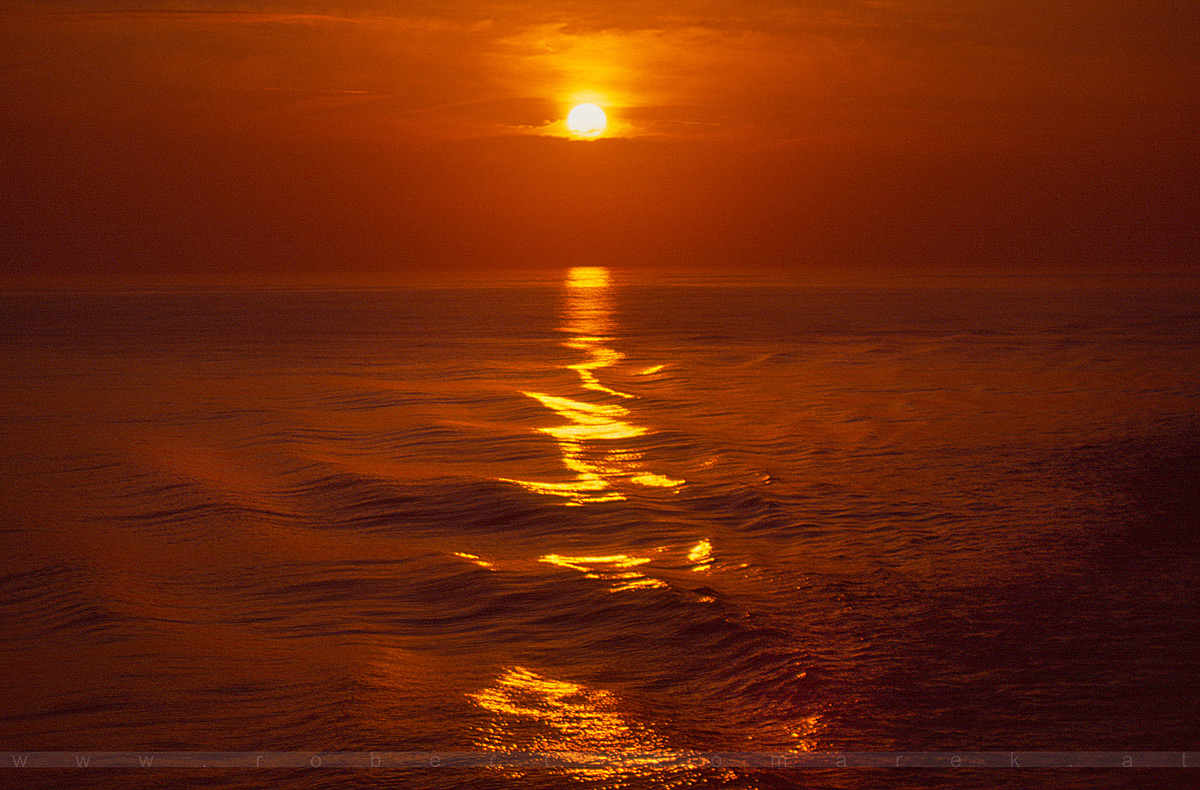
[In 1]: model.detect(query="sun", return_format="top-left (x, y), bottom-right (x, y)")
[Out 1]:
top-left (566, 103), bottom-right (607, 137)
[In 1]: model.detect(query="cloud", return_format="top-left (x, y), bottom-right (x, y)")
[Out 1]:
top-left (4, 0), bottom-right (1194, 144)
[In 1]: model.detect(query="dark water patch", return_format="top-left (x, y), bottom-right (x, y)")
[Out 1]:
top-left (0, 562), bottom-right (140, 645)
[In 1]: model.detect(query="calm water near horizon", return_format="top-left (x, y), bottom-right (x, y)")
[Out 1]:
top-left (1, 269), bottom-right (1198, 788)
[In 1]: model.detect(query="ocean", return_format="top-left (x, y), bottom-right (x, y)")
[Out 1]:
top-left (1, 268), bottom-right (1198, 788)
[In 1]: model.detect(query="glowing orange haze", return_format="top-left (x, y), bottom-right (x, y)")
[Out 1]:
top-left (1, 0), bottom-right (1196, 283)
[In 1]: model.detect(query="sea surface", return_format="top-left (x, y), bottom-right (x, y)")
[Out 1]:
top-left (1, 268), bottom-right (1198, 788)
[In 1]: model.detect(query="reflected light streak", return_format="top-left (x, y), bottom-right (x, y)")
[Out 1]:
top-left (452, 551), bottom-right (495, 569)
top-left (470, 668), bottom-right (821, 773)
top-left (687, 538), bottom-right (713, 571)
top-left (500, 267), bottom-right (683, 505)
top-left (470, 666), bottom-right (669, 778)
top-left (539, 553), bottom-right (668, 592)
top-left (540, 554), bottom-right (651, 572)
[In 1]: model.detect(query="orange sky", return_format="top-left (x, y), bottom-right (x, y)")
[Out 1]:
top-left (2, 0), bottom-right (1197, 282)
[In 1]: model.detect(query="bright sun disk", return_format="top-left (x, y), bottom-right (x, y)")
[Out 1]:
top-left (566, 103), bottom-right (607, 137)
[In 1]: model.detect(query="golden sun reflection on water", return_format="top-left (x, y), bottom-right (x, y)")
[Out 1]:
top-left (469, 667), bottom-right (822, 774)
top-left (500, 267), bottom-right (683, 505)
top-left (539, 553), bottom-right (669, 592)
top-left (687, 538), bottom-right (713, 571)
top-left (452, 551), bottom-right (494, 569)
top-left (533, 539), bottom-right (714, 593)
top-left (469, 666), bottom-right (674, 779)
